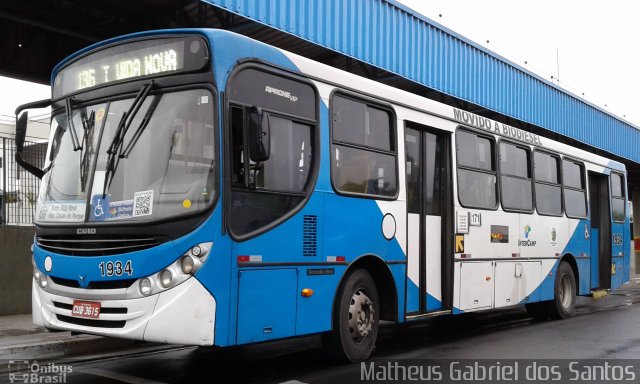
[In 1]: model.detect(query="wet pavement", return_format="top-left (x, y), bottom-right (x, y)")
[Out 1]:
top-left (2, 277), bottom-right (640, 383)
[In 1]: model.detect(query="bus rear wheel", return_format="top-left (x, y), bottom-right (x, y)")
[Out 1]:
top-left (324, 269), bottom-right (379, 362)
top-left (544, 261), bottom-right (576, 319)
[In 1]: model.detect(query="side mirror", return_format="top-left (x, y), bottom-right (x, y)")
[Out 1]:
top-left (15, 112), bottom-right (28, 152)
top-left (14, 98), bottom-right (52, 179)
top-left (248, 106), bottom-right (271, 162)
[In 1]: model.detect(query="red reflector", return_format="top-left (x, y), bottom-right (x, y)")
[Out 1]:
top-left (512, 253), bottom-right (519, 258)
top-left (237, 256), bottom-right (250, 263)
top-left (336, 256), bottom-right (346, 262)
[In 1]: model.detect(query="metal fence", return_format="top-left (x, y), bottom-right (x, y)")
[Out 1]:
top-left (1, 137), bottom-right (46, 226)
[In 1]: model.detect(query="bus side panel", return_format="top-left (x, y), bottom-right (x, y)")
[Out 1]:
top-left (230, 194), bottom-right (325, 344)
top-left (623, 216), bottom-right (631, 283)
top-left (237, 269), bottom-right (298, 344)
top-left (611, 218), bottom-right (625, 290)
top-left (296, 265), bottom-right (347, 335)
top-left (562, 219), bottom-right (592, 296)
top-left (323, 193), bottom-right (407, 318)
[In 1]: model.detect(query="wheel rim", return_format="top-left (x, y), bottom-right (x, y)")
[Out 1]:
top-left (348, 288), bottom-right (375, 343)
top-left (559, 272), bottom-right (573, 309)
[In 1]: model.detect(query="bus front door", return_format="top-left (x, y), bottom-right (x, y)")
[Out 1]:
top-left (588, 172), bottom-right (612, 290)
top-left (404, 123), bottom-right (452, 315)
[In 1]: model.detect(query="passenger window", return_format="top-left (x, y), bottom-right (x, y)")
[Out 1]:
top-left (456, 130), bottom-right (497, 209)
top-left (611, 173), bottom-right (626, 222)
top-left (562, 159), bottom-right (587, 218)
top-left (331, 94), bottom-right (397, 198)
top-left (499, 142), bottom-right (533, 212)
top-left (534, 151), bottom-right (562, 216)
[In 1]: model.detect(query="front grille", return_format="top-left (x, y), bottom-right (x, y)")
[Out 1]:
top-left (50, 276), bottom-right (136, 290)
top-left (36, 235), bottom-right (159, 256)
top-left (88, 279), bottom-right (136, 290)
top-left (53, 302), bottom-right (128, 314)
top-left (56, 314), bottom-right (126, 328)
top-left (50, 276), bottom-right (80, 288)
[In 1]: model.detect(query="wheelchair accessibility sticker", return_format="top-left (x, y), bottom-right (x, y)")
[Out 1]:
top-left (90, 195), bottom-right (110, 221)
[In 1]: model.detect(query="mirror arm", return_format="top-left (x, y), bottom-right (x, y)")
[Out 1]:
top-left (14, 98), bottom-right (51, 117)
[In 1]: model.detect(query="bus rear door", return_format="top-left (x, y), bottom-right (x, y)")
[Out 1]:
top-left (404, 122), bottom-right (452, 315)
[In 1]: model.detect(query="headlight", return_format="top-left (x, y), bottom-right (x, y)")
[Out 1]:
top-left (159, 269), bottom-right (172, 288)
top-left (129, 242), bottom-right (212, 298)
top-left (180, 256), bottom-right (195, 274)
top-left (139, 278), bottom-right (152, 295)
top-left (33, 267), bottom-right (47, 288)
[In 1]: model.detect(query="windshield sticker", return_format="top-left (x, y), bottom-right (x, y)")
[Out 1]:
top-left (96, 107), bottom-right (106, 122)
top-left (39, 202), bottom-right (86, 222)
top-left (108, 200), bottom-right (134, 220)
top-left (133, 190), bottom-right (154, 217)
top-left (91, 194), bottom-right (110, 221)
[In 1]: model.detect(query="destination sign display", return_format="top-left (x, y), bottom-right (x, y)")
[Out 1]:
top-left (53, 36), bottom-right (208, 98)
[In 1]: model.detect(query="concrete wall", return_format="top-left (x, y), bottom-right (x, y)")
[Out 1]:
top-left (0, 226), bottom-right (34, 315)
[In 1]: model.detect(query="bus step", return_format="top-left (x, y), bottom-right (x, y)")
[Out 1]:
top-left (591, 290), bottom-right (608, 299)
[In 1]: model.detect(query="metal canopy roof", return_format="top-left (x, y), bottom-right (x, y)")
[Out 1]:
top-left (0, 0), bottom-right (638, 171)
top-left (203, 0), bottom-right (639, 166)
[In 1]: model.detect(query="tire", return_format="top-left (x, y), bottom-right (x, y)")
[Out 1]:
top-left (544, 261), bottom-right (576, 320)
top-left (324, 269), bottom-right (379, 362)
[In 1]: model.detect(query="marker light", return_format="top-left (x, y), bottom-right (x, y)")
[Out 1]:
top-left (159, 269), bottom-right (173, 288)
top-left (301, 288), bottom-right (314, 297)
top-left (191, 246), bottom-right (202, 257)
top-left (139, 278), bottom-right (152, 295)
top-left (181, 256), bottom-right (195, 274)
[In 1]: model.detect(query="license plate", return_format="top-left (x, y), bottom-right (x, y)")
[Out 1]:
top-left (71, 300), bottom-right (101, 319)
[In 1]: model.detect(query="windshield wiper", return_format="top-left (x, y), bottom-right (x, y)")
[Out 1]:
top-left (121, 93), bottom-right (162, 158)
top-left (79, 110), bottom-right (95, 192)
top-left (65, 98), bottom-right (82, 151)
top-left (102, 82), bottom-right (153, 197)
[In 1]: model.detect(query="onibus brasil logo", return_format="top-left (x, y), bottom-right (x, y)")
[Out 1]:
top-left (8, 360), bottom-right (72, 383)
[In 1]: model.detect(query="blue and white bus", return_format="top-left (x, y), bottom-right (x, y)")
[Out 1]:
top-left (16, 29), bottom-right (630, 362)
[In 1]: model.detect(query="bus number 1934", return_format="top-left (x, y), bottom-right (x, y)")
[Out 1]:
top-left (98, 260), bottom-right (133, 277)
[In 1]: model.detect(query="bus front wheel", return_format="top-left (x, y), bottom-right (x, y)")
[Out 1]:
top-left (545, 261), bottom-right (576, 319)
top-left (324, 269), bottom-right (379, 362)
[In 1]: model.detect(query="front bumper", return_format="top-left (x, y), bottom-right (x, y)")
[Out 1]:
top-left (32, 277), bottom-right (216, 346)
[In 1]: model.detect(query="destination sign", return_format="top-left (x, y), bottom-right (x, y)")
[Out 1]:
top-left (53, 36), bottom-right (208, 98)
top-left (452, 108), bottom-right (542, 146)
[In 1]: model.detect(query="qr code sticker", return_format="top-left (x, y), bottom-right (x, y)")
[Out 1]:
top-left (133, 190), bottom-right (154, 217)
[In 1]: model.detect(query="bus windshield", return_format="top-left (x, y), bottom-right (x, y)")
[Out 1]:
top-left (35, 88), bottom-right (216, 223)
